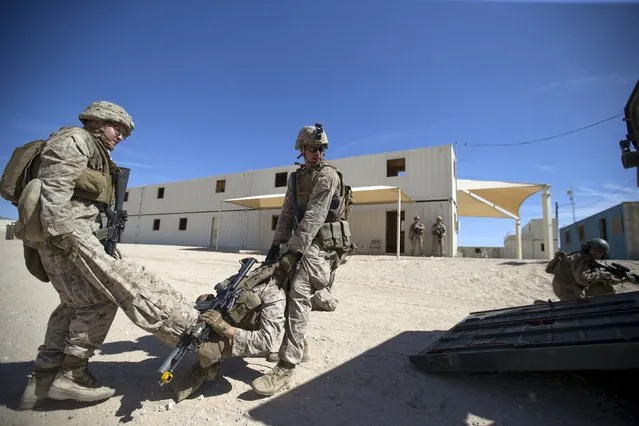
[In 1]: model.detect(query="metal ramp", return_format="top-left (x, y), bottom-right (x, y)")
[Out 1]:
top-left (410, 291), bottom-right (639, 372)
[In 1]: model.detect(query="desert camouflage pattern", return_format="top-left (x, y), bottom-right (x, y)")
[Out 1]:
top-left (294, 125), bottom-right (329, 150)
top-left (79, 101), bottom-right (135, 136)
top-left (431, 221), bottom-right (446, 257)
top-left (27, 126), bottom-right (198, 372)
top-left (231, 280), bottom-right (286, 357)
top-left (273, 162), bottom-right (341, 365)
top-left (409, 220), bottom-right (425, 256)
top-left (551, 252), bottom-right (613, 300)
top-left (38, 127), bottom-right (111, 237)
top-left (273, 162), bottom-right (341, 254)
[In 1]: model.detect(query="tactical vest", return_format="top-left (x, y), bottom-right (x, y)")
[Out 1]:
top-left (222, 262), bottom-right (279, 330)
top-left (293, 162), bottom-right (354, 255)
top-left (0, 127), bottom-right (116, 207)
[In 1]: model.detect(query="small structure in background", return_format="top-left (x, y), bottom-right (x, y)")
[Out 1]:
top-left (1, 217), bottom-right (16, 240)
top-left (503, 218), bottom-right (559, 259)
top-left (560, 202), bottom-right (639, 260)
top-left (457, 246), bottom-right (504, 258)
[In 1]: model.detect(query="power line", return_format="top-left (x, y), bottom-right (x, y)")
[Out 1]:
top-left (571, 179), bottom-right (636, 214)
top-left (463, 113), bottom-right (623, 147)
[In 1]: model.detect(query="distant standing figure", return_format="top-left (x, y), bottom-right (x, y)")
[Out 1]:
top-left (431, 216), bottom-right (446, 257)
top-left (408, 216), bottom-right (425, 256)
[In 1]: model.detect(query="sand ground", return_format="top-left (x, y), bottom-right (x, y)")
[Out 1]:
top-left (0, 239), bottom-right (637, 426)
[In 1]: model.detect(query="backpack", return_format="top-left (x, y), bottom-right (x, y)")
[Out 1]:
top-left (0, 140), bottom-right (45, 206)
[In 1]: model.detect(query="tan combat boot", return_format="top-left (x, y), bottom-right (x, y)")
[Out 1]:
top-left (18, 367), bottom-right (58, 410)
top-left (170, 362), bottom-right (220, 402)
top-left (251, 361), bottom-right (295, 396)
top-left (47, 355), bottom-right (115, 402)
top-left (266, 338), bottom-right (310, 363)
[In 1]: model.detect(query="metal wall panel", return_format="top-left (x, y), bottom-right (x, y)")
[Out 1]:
top-left (120, 145), bottom-right (458, 253)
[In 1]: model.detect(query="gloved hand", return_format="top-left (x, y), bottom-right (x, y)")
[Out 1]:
top-left (265, 244), bottom-right (280, 264)
top-left (199, 310), bottom-right (230, 337)
top-left (278, 251), bottom-right (301, 275)
top-left (47, 233), bottom-right (77, 255)
top-left (195, 294), bottom-right (214, 304)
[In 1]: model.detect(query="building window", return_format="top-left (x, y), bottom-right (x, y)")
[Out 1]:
top-left (157, 187), bottom-right (165, 199)
top-left (275, 172), bottom-right (287, 188)
top-left (216, 179), bottom-right (226, 193)
top-left (599, 218), bottom-right (607, 241)
top-left (541, 243), bottom-right (545, 252)
top-left (179, 218), bottom-right (188, 231)
top-left (565, 230), bottom-right (571, 244)
top-left (271, 215), bottom-right (279, 230)
top-left (578, 225), bottom-right (585, 242)
top-left (612, 216), bottom-right (624, 235)
top-left (124, 191), bottom-right (129, 202)
top-left (153, 219), bottom-right (161, 231)
top-left (386, 158), bottom-right (406, 177)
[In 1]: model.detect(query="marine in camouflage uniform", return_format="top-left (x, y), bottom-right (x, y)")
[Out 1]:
top-left (547, 238), bottom-right (633, 300)
top-left (431, 216), bottom-right (446, 257)
top-left (251, 123), bottom-right (351, 396)
top-left (16, 102), bottom-right (280, 408)
top-left (408, 216), bottom-right (425, 256)
top-left (170, 265), bottom-right (286, 402)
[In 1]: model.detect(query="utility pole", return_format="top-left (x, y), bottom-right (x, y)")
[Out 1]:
top-left (555, 201), bottom-right (559, 249)
top-left (566, 187), bottom-right (576, 224)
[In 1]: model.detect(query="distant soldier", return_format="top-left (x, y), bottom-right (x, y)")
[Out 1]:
top-left (408, 216), bottom-right (425, 256)
top-left (545, 238), bottom-right (634, 300)
top-left (431, 216), bottom-right (446, 257)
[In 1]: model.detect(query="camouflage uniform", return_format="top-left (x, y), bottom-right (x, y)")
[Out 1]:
top-left (274, 163), bottom-right (341, 364)
top-left (17, 102), bottom-right (206, 409)
top-left (408, 217), bottom-right (425, 256)
top-left (252, 123), bottom-right (350, 396)
top-left (550, 251), bottom-right (614, 300)
top-left (431, 218), bottom-right (446, 257)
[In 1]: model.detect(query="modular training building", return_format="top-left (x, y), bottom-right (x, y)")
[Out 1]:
top-left (120, 145), bottom-right (555, 259)
top-left (559, 202), bottom-right (639, 260)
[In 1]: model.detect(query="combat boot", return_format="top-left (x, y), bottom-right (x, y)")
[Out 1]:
top-left (47, 355), bottom-right (115, 402)
top-left (266, 339), bottom-right (310, 363)
top-left (170, 362), bottom-right (220, 402)
top-left (18, 367), bottom-right (58, 410)
top-left (251, 361), bottom-right (295, 396)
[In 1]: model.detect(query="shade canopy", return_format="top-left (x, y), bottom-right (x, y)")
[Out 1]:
top-left (456, 179), bottom-right (548, 219)
top-left (224, 185), bottom-right (414, 209)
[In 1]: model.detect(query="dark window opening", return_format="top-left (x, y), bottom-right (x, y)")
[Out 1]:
top-left (599, 218), bottom-right (607, 241)
top-left (179, 218), bottom-right (188, 231)
top-left (157, 187), bottom-right (165, 199)
top-left (386, 158), bottom-right (406, 177)
top-left (216, 180), bottom-right (226, 193)
top-left (275, 172), bottom-right (287, 188)
top-left (271, 216), bottom-right (279, 230)
top-left (124, 191), bottom-right (129, 202)
top-left (153, 219), bottom-right (161, 231)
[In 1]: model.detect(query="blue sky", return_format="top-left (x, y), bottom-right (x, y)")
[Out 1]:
top-left (1, 0), bottom-right (638, 247)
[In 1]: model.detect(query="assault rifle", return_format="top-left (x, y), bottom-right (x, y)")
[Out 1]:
top-left (157, 257), bottom-right (258, 385)
top-left (95, 167), bottom-right (130, 258)
top-left (591, 260), bottom-right (639, 282)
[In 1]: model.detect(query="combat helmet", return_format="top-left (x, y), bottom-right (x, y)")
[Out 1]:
top-left (436, 216), bottom-right (442, 221)
top-left (295, 123), bottom-right (329, 150)
top-left (583, 237), bottom-right (610, 256)
top-left (79, 101), bottom-right (135, 137)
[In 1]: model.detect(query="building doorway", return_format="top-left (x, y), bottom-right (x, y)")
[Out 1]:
top-left (385, 210), bottom-right (405, 254)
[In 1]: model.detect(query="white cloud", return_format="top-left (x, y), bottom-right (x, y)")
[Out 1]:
top-left (525, 72), bottom-right (621, 94)
top-left (117, 161), bottom-right (156, 169)
top-left (533, 164), bottom-right (556, 174)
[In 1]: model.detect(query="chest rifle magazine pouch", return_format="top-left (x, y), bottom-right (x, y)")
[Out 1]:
top-left (227, 291), bottom-right (262, 326)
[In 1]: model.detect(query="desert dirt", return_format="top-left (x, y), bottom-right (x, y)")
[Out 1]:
top-left (0, 239), bottom-right (638, 426)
